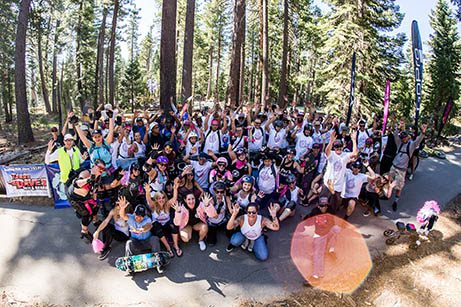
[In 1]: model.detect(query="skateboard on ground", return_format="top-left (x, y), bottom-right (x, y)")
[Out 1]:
top-left (115, 251), bottom-right (171, 273)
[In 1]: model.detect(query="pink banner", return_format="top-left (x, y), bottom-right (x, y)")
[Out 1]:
top-left (382, 80), bottom-right (391, 135)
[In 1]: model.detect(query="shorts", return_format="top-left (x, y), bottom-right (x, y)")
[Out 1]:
top-left (389, 166), bottom-right (406, 191)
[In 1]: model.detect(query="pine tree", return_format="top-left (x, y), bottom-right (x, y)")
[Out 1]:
top-left (121, 58), bottom-right (143, 112)
top-left (426, 0), bottom-right (461, 133)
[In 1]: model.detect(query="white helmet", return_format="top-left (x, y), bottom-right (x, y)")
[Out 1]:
top-left (189, 131), bottom-right (198, 139)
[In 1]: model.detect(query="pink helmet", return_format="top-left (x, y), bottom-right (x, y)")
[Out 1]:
top-left (216, 157), bottom-right (228, 166)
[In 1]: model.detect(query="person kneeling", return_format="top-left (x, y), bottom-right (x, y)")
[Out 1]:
top-left (225, 203), bottom-right (279, 261)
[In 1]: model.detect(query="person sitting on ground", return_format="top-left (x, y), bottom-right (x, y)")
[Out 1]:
top-left (226, 202), bottom-right (280, 261)
top-left (173, 192), bottom-right (209, 251)
top-left (230, 175), bottom-right (258, 214)
top-left (119, 200), bottom-right (162, 272)
top-left (340, 160), bottom-right (376, 220)
top-left (176, 165), bottom-right (204, 201)
top-left (144, 155), bottom-right (169, 195)
top-left (184, 151), bottom-right (214, 192)
top-left (209, 157), bottom-right (233, 191)
top-left (228, 146), bottom-right (252, 184)
top-left (273, 174), bottom-right (304, 222)
top-left (93, 196), bottom-right (131, 260)
top-left (361, 173), bottom-right (396, 216)
top-left (201, 184), bottom-right (232, 246)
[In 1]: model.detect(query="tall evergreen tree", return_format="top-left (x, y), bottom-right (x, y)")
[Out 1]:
top-left (427, 0), bottom-right (461, 132)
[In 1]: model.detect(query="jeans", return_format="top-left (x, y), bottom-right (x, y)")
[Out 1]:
top-left (312, 225), bottom-right (341, 277)
top-left (230, 231), bottom-right (269, 261)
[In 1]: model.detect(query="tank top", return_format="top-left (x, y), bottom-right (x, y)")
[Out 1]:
top-left (114, 215), bottom-right (129, 236)
top-left (241, 214), bottom-right (263, 240)
top-left (152, 209), bottom-right (170, 225)
top-left (149, 169), bottom-right (167, 195)
top-left (235, 191), bottom-right (252, 209)
top-left (279, 158), bottom-right (295, 179)
top-left (287, 186), bottom-right (300, 203)
top-left (231, 161), bottom-right (249, 182)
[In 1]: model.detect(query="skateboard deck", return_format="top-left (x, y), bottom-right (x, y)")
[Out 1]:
top-left (115, 251), bottom-right (171, 273)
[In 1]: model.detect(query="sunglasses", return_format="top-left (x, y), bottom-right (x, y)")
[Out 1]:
top-left (247, 211), bottom-right (257, 215)
top-left (215, 190), bottom-right (225, 194)
top-left (157, 196), bottom-right (166, 200)
top-left (159, 163), bottom-right (168, 167)
top-left (218, 163), bottom-right (226, 166)
top-left (255, 122), bottom-right (261, 124)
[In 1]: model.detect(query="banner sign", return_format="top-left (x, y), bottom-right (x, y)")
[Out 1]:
top-left (0, 164), bottom-right (50, 197)
top-left (382, 80), bottom-right (391, 135)
top-left (46, 164), bottom-right (71, 209)
top-left (346, 52), bottom-right (357, 126)
top-left (411, 21), bottom-right (423, 132)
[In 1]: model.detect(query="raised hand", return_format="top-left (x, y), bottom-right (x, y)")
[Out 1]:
top-left (350, 130), bottom-right (357, 140)
top-left (118, 196), bottom-right (129, 210)
top-left (171, 200), bottom-right (180, 212)
top-left (152, 143), bottom-right (160, 151)
top-left (232, 203), bottom-right (240, 215)
top-left (362, 159), bottom-right (369, 168)
top-left (257, 191), bottom-right (265, 199)
top-left (421, 123), bottom-right (428, 134)
top-left (268, 203), bottom-right (278, 218)
top-left (201, 192), bottom-right (213, 207)
top-left (47, 140), bottom-right (55, 152)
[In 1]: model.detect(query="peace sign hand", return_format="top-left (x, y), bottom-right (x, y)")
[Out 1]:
top-left (232, 203), bottom-right (240, 216)
top-left (268, 203), bottom-right (278, 218)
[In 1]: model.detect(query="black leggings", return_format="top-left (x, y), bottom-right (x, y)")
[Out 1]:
top-left (151, 221), bottom-right (179, 238)
top-left (364, 190), bottom-right (381, 212)
top-left (206, 223), bottom-right (233, 245)
top-left (100, 223), bottom-right (129, 247)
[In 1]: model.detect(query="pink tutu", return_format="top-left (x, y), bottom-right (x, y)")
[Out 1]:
top-left (92, 239), bottom-right (105, 253)
top-left (416, 200), bottom-right (441, 223)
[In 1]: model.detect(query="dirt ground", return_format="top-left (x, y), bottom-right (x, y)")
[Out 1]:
top-left (242, 194), bottom-right (461, 307)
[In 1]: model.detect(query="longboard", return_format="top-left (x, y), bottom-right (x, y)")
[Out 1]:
top-left (115, 251), bottom-right (171, 273)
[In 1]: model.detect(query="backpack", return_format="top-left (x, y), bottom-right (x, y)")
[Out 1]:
top-left (251, 127), bottom-right (266, 145)
top-left (397, 142), bottom-right (411, 159)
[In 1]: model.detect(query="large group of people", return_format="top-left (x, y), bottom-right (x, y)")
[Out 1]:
top-left (44, 101), bottom-right (427, 275)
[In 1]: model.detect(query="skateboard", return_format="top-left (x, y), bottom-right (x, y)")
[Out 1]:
top-left (115, 251), bottom-right (171, 273)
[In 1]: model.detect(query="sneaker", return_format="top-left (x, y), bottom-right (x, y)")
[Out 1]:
top-left (247, 240), bottom-right (255, 253)
top-left (408, 174), bottom-right (414, 181)
top-left (80, 231), bottom-right (93, 243)
top-left (373, 207), bottom-right (381, 216)
top-left (226, 244), bottom-right (234, 253)
top-left (363, 210), bottom-right (371, 217)
top-left (392, 201), bottom-right (398, 211)
top-left (156, 265), bottom-right (164, 274)
top-left (98, 247), bottom-right (111, 261)
top-left (198, 240), bottom-right (207, 251)
top-left (241, 239), bottom-right (249, 250)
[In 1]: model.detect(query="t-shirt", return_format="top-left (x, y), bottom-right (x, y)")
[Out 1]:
top-left (341, 169), bottom-right (368, 198)
top-left (249, 127), bottom-right (265, 151)
top-left (357, 128), bottom-right (373, 149)
top-left (258, 165), bottom-right (277, 194)
top-left (203, 129), bottom-right (221, 153)
top-left (267, 125), bottom-right (287, 149)
top-left (295, 133), bottom-right (313, 160)
top-left (191, 160), bottom-right (212, 189)
top-left (127, 214), bottom-right (152, 240)
top-left (324, 151), bottom-right (353, 192)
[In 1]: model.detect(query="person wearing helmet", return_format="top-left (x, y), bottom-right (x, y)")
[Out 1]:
top-left (389, 121), bottom-right (427, 211)
top-left (324, 130), bottom-right (358, 213)
top-left (203, 110), bottom-right (228, 154)
top-left (209, 157), bottom-right (233, 191)
top-left (229, 113), bottom-right (249, 150)
top-left (184, 130), bottom-right (201, 156)
top-left (228, 145), bottom-right (252, 183)
top-left (265, 113), bottom-right (288, 150)
top-left (341, 160), bottom-right (376, 220)
top-left (279, 147), bottom-right (303, 185)
top-left (291, 124), bottom-right (314, 160)
top-left (248, 118), bottom-right (266, 153)
top-left (273, 173), bottom-right (304, 222)
top-left (200, 186), bottom-right (232, 246)
top-left (359, 137), bottom-right (375, 162)
top-left (230, 175), bottom-right (258, 214)
top-left (143, 156), bottom-right (169, 195)
top-left (256, 152), bottom-right (279, 210)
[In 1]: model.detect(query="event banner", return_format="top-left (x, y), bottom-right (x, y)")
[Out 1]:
top-left (45, 164), bottom-right (71, 209)
top-left (382, 80), bottom-right (391, 135)
top-left (346, 52), bottom-right (357, 126)
top-left (437, 98), bottom-right (454, 140)
top-left (0, 164), bottom-right (50, 197)
top-left (411, 20), bottom-right (423, 131)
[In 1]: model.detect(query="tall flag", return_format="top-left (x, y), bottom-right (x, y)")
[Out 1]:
top-left (346, 52), bottom-right (357, 126)
top-left (436, 98), bottom-right (454, 140)
top-left (411, 21), bottom-right (423, 133)
top-left (382, 80), bottom-right (391, 135)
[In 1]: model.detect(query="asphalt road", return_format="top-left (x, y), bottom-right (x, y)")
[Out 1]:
top-left (0, 148), bottom-right (460, 306)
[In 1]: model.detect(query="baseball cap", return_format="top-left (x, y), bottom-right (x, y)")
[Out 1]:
top-left (319, 197), bottom-right (329, 206)
top-left (92, 129), bottom-right (102, 136)
top-left (64, 134), bottom-right (74, 141)
top-left (134, 205), bottom-right (147, 217)
top-left (150, 122), bottom-right (159, 130)
top-left (312, 143), bottom-right (321, 149)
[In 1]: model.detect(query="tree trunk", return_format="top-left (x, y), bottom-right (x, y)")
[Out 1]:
top-left (214, 31), bottom-right (221, 102)
top-left (15, 0), bottom-right (35, 143)
top-left (51, 19), bottom-right (60, 114)
top-left (95, 5), bottom-right (108, 109)
top-left (238, 7), bottom-right (246, 106)
top-left (105, 45), bottom-right (110, 105)
top-left (249, 29), bottom-right (256, 103)
top-left (1, 68), bottom-right (11, 123)
top-left (255, 0), bottom-right (263, 107)
top-left (109, 0), bottom-right (120, 106)
top-left (181, 0), bottom-right (195, 102)
top-left (206, 45), bottom-right (213, 100)
top-left (76, 1), bottom-right (85, 111)
top-left (37, 27), bottom-right (52, 114)
top-left (228, 0), bottom-right (246, 108)
top-left (160, 0), bottom-right (177, 112)
top-left (7, 69), bottom-right (13, 122)
top-left (260, 0), bottom-right (269, 109)
top-left (278, 0), bottom-right (289, 107)
top-left (58, 62), bottom-right (63, 130)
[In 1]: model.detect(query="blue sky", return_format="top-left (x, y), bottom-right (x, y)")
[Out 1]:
top-left (123, 0), bottom-right (460, 60)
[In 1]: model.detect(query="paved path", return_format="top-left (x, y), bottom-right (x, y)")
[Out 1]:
top-left (0, 148), bottom-right (460, 306)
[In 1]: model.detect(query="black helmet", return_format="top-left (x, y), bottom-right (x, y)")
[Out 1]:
top-left (352, 160), bottom-right (363, 169)
top-left (274, 120), bottom-right (284, 128)
top-left (134, 205), bottom-right (147, 217)
top-left (286, 174), bottom-right (297, 184)
top-left (214, 181), bottom-right (226, 191)
top-left (287, 147), bottom-right (297, 155)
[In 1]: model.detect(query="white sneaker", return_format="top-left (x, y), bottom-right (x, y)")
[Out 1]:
top-left (248, 240), bottom-right (255, 252)
top-left (241, 239), bottom-right (249, 250)
top-left (408, 174), bottom-right (414, 181)
top-left (198, 240), bottom-right (206, 251)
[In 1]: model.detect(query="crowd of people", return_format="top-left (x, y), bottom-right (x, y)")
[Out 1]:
top-left (44, 101), bottom-right (427, 275)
